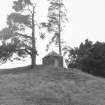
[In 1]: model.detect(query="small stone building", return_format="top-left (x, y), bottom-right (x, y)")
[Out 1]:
top-left (42, 51), bottom-right (63, 67)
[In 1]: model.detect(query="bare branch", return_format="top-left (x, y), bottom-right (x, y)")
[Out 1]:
top-left (15, 32), bottom-right (32, 39)
top-left (16, 48), bottom-right (32, 55)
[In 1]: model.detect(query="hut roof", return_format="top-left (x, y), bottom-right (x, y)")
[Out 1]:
top-left (44, 51), bottom-right (61, 57)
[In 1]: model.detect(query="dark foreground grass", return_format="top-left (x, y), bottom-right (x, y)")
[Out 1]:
top-left (0, 66), bottom-right (105, 105)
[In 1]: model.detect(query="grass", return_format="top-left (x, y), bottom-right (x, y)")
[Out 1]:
top-left (0, 65), bottom-right (105, 105)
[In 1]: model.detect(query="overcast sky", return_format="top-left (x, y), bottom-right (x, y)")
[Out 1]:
top-left (0, 0), bottom-right (105, 68)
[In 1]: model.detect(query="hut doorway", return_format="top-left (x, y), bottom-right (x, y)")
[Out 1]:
top-left (54, 59), bottom-right (59, 67)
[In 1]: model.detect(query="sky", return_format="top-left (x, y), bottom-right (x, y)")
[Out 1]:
top-left (0, 0), bottom-right (105, 68)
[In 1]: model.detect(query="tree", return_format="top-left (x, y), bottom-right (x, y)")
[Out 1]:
top-left (63, 46), bottom-right (79, 68)
top-left (41, 0), bottom-right (68, 55)
top-left (0, 27), bottom-right (29, 64)
top-left (79, 42), bottom-right (105, 77)
top-left (5, 0), bottom-right (43, 68)
top-left (63, 39), bottom-right (93, 68)
top-left (64, 39), bottom-right (105, 78)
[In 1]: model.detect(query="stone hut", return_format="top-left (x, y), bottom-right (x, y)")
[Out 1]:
top-left (42, 51), bottom-right (63, 67)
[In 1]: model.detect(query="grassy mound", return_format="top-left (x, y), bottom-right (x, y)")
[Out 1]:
top-left (0, 66), bottom-right (105, 105)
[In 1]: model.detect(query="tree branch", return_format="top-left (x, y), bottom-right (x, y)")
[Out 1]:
top-left (15, 32), bottom-right (32, 39)
top-left (15, 48), bottom-right (32, 55)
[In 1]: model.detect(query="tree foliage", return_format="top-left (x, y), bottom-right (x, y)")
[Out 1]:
top-left (42, 0), bottom-right (68, 55)
top-left (79, 42), bottom-right (105, 77)
top-left (64, 39), bottom-right (105, 78)
top-left (8, 0), bottom-right (37, 68)
top-left (64, 39), bottom-right (93, 67)
top-left (0, 0), bottom-right (44, 68)
top-left (0, 35), bottom-right (28, 64)
top-left (0, 28), bottom-right (13, 40)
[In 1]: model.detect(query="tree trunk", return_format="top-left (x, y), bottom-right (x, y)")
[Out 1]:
top-left (31, 6), bottom-right (36, 68)
top-left (31, 53), bottom-right (36, 69)
top-left (58, 32), bottom-right (62, 56)
top-left (58, 0), bottom-right (62, 56)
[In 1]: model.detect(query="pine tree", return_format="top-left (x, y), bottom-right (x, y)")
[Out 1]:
top-left (6, 0), bottom-right (41, 68)
top-left (0, 0), bottom-right (45, 68)
top-left (42, 0), bottom-right (68, 55)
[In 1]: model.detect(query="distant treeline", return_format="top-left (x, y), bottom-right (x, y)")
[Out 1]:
top-left (64, 39), bottom-right (105, 78)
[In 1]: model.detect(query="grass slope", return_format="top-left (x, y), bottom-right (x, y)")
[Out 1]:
top-left (0, 66), bottom-right (105, 105)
